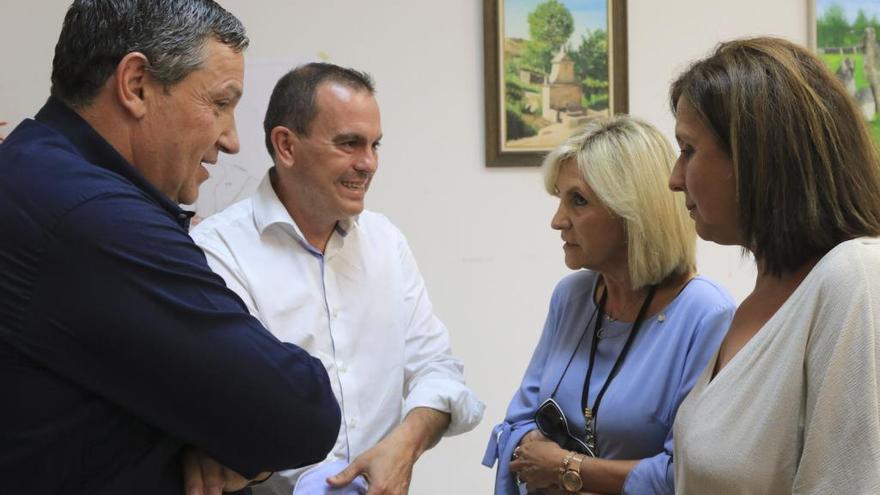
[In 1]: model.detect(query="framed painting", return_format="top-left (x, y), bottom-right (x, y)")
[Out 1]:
top-left (483, 0), bottom-right (628, 167)
top-left (811, 0), bottom-right (880, 144)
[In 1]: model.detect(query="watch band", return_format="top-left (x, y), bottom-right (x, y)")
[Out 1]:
top-left (570, 453), bottom-right (585, 478)
top-left (559, 451), bottom-right (584, 493)
top-left (559, 450), bottom-right (577, 477)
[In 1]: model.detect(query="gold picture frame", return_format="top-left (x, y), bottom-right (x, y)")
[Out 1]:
top-left (483, 0), bottom-right (628, 167)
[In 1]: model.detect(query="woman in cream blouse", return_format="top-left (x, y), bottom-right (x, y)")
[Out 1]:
top-left (668, 37), bottom-right (880, 494)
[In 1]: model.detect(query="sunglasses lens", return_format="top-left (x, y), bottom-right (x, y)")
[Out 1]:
top-left (535, 399), bottom-right (594, 456)
top-left (536, 401), bottom-right (570, 445)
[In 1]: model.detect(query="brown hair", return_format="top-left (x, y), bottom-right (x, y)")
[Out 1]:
top-left (263, 63), bottom-right (374, 159)
top-left (671, 37), bottom-right (880, 275)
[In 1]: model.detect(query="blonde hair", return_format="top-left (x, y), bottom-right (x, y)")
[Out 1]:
top-left (543, 115), bottom-right (695, 288)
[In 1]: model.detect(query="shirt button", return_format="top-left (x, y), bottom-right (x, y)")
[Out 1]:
top-left (658, 313), bottom-right (666, 323)
top-left (338, 362), bottom-right (348, 373)
top-left (349, 418), bottom-right (358, 429)
top-left (331, 309), bottom-right (339, 319)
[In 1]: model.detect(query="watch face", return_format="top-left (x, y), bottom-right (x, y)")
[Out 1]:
top-left (561, 470), bottom-right (582, 492)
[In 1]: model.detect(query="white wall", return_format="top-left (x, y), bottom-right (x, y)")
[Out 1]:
top-left (0, 1), bottom-right (808, 492)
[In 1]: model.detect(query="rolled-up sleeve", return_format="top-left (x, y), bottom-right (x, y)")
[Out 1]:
top-left (397, 233), bottom-right (484, 436)
top-left (483, 285), bottom-right (564, 495)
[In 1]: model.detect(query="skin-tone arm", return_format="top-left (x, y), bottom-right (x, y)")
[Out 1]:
top-left (509, 431), bottom-right (637, 494)
top-left (0, 121), bottom-right (7, 143)
top-left (327, 407), bottom-right (451, 494)
top-left (181, 449), bottom-right (271, 495)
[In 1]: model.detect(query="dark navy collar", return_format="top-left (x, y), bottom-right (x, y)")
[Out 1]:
top-left (34, 97), bottom-right (195, 228)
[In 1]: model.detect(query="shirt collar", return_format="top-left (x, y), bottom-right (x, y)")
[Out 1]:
top-left (34, 97), bottom-right (195, 228)
top-left (253, 168), bottom-right (359, 243)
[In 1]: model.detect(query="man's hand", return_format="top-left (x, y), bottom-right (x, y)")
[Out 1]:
top-left (0, 121), bottom-right (7, 143)
top-left (327, 408), bottom-right (450, 494)
top-left (182, 448), bottom-right (269, 495)
top-left (327, 436), bottom-right (413, 495)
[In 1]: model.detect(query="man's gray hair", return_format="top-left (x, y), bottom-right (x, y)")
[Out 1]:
top-left (51, 0), bottom-right (248, 108)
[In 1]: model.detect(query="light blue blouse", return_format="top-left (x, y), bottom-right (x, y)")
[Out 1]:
top-left (482, 270), bottom-right (735, 495)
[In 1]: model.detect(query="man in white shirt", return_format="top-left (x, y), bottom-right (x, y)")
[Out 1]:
top-left (191, 63), bottom-right (484, 494)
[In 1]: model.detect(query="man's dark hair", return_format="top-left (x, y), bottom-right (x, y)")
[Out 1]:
top-left (51, 0), bottom-right (249, 108)
top-left (263, 63), bottom-right (375, 158)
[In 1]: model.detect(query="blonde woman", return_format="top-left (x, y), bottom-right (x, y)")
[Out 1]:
top-left (483, 115), bottom-right (734, 494)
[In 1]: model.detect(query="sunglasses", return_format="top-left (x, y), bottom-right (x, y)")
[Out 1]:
top-left (534, 397), bottom-right (596, 457)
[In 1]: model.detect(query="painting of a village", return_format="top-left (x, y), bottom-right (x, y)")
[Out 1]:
top-left (501, 0), bottom-right (611, 151)
top-left (817, 0), bottom-right (880, 143)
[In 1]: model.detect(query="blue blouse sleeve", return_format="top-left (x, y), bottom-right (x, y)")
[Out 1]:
top-left (622, 302), bottom-right (734, 495)
top-left (483, 286), bottom-right (567, 495)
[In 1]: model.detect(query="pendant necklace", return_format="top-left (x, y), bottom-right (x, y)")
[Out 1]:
top-left (582, 283), bottom-right (657, 456)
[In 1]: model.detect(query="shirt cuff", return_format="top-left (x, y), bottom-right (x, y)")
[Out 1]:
top-left (621, 454), bottom-right (674, 495)
top-left (403, 377), bottom-right (485, 436)
top-left (482, 421), bottom-right (536, 495)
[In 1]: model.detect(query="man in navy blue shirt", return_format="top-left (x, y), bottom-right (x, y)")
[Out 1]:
top-left (0, 1), bottom-right (341, 493)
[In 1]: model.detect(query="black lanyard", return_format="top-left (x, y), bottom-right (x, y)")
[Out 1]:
top-left (581, 283), bottom-right (657, 435)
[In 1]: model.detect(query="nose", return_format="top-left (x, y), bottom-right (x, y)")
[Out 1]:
top-left (550, 200), bottom-right (569, 231)
top-left (217, 114), bottom-right (241, 155)
top-left (355, 147), bottom-right (378, 174)
top-left (669, 157), bottom-right (685, 192)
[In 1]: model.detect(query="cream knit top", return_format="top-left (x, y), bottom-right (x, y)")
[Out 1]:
top-left (674, 238), bottom-right (880, 494)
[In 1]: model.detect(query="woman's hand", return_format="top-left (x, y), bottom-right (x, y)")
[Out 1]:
top-left (509, 436), bottom-right (568, 491)
top-left (519, 429), bottom-right (549, 447)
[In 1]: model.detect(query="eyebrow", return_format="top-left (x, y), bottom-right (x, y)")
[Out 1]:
top-left (674, 128), bottom-right (694, 144)
top-left (558, 184), bottom-right (585, 196)
top-left (332, 133), bottom-right (383, 144)
top-left (216, 84), bottom-right (243, 102)
top-left (332, 133), bottom-right (364, 144)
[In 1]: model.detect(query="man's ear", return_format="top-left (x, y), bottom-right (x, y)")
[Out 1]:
top-left (271, 126), bottom-right (298, 168)
top-left (114, 52), bottom-right (152, 120)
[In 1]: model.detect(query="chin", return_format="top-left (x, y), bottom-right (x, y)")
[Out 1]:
top-left (342, 202), bottom-right (366, 216)
top-left (695, 225), bottom-right (737, 246)
top-left (562, 257), bottom-right (583, 271)
top-left (178, 189), bottom-right (199, 206)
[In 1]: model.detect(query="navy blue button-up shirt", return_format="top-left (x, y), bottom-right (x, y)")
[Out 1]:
top-left (0, 98), bottom-right (340, 494)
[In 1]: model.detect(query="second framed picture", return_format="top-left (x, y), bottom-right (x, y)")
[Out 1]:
top-left (484, 0), bottom-right (628, 167)
top-left (811, 0), bottom-right (880, 146)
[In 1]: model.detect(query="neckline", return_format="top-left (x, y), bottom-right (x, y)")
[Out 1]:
top-left (589, 272), bottom-right (699, 325)
top-left (703, 240), bottom-right (858, 386)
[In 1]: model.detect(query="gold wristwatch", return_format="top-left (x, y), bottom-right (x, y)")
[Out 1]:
top-left (559, 451), bottom-right (584, 493)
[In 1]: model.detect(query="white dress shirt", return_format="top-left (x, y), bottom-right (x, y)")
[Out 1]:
top-left (191, 173), bottom-right (484, 488)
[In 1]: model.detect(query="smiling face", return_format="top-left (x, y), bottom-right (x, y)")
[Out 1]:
top-left (550, 160), bottom-right (627, 273)
top-left (133, 39), bottom-right (244, 205)
top-left (285, 82), bottom-right (382, 229)
top-left (669, 97), bottom-right (741, 245)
